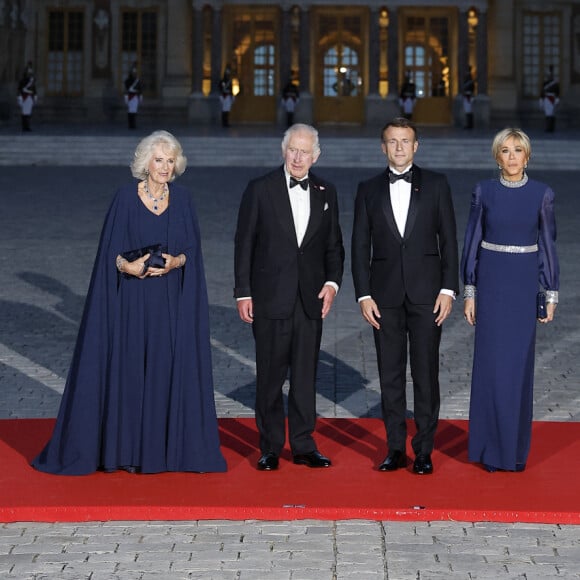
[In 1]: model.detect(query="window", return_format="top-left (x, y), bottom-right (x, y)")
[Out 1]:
top-left (323, 46), bottom-right (359, 97)
top-left (253, 44), bottom-right (275, 96)
top-left (230, 9), bottom-right (277, 97)
top-left (319, 12), bottom-right (362, 98)
top-left (47, 10), bottom-right (84, 96)
top-left (121, 10), bottom-right (158, 95)
top-left (522, 12), bottom-right (561, 98)
top-left (402, 14), bottom-right (450, 98)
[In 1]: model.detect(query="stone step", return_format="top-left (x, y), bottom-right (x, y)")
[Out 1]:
top-left (1, 135), bottom-right (578, 169)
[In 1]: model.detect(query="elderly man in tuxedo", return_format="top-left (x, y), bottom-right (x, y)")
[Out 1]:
top-left (234, 124), bottom-right (344, 471)
top-left (351, 117), bottom-right (458, 475)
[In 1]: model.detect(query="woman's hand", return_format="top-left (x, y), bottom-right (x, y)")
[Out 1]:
top-left (538, 302), bottom-right (557, 324)
top-left (121, 253), bottom-right (150, 279)
top-left (464, 298), bottom-right (476, 326)
top-left (146, 253), bottom-right (186, 277)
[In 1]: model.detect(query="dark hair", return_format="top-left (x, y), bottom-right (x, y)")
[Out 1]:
top-left (381, 117), bottom-right (418, 142)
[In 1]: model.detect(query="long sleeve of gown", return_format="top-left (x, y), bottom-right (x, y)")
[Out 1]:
top-left (460, 183), bottom-right (484, 287)
top-left (538, 186), bottom-right (559, 291)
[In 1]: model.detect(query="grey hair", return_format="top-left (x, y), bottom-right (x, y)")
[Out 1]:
top-left (130, 130), bottom-right (187, 181)
top-left (491, 127), bottom-right (532, 160)
top-left (281, 123), bottom-right (321, 157)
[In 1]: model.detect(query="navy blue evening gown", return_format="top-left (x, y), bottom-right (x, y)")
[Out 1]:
top-left (32, 183), bottom-right (227, 474)
top-left (461, 177), bottom-right (559, 471)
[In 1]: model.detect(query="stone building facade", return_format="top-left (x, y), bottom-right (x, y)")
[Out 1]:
top-left (1, 0), bottom-right (578, 128)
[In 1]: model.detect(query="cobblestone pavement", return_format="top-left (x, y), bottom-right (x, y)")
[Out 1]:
top-left (1, 160), bottom-right (579, 578)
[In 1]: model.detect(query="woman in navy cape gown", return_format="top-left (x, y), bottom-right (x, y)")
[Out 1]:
top-left (461, 128), bottom-right (559, 473)
top-left (33, 130), bottom-right (227, 475)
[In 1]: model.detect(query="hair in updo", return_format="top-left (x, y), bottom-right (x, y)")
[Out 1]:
top-left (130, 130), bottom-right (187, 181)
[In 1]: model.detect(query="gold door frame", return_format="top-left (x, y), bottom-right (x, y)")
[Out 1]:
top-left (224, 6), bottom-right (279, 123)
top-left (312, 6), bottom-right (368, 125)
top-left (399, 7), bottom-right (457, 125)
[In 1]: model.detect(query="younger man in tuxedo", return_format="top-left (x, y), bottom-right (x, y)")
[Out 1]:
top-left (234, 124), bottom-right (344, 471)
top-left (351, 117), bottom-right (458, 475)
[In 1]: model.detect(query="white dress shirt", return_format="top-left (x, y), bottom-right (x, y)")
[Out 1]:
top-left (389, 165), bottom-right (412, 237)
top-left (286, 170), bottom-right (310, 246)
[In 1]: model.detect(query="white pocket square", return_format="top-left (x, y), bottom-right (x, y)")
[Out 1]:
top-left (324, 202), bottom-right (329, 211)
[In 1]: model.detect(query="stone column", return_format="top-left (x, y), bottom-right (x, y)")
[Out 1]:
top-left (210, 5), bottom-right (223, 97)
top-left (453, 8), bottom-right (470, 127)
top-left (387, 9), bottom-right (399, 100)
top-left (278, 5), bottom-right (292, 125)
top-left (191, 4), bottom-right (204, 94)
top-left (296, 5), bottom-right (313, 124)
top-left (188, 1), bottom-right (211, 123)
top-left (368, 7), bottom-right (380, 96)
top-left (487, 1), bottom-right (516, 124)
top-left (476, 11), bottom-right (488, 96)
top-left (209, 3), bottom-right (223, 124)
top-left (280, 6), bottom-right (292, 88)
top-left (474, 9), bottom-right (490, 127)
top-left (366, 7), bottom-right (389, 125)
top-left (383, 8), bottom-right (401, 122)
top-left (162, 0), bottom-right (192, 103)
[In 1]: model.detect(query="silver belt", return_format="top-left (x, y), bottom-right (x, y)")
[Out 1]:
top-left (481, 240), bottom-right (538, 253)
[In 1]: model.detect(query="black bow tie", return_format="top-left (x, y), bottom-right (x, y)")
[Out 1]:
top-left (389, 170), bottom-right (412, 184)
top-left (290, 176), bottom-right (309, 190)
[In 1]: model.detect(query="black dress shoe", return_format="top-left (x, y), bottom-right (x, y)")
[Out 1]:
top-left (413, 453), bottom-right (433, 475)
top-left (378, 450), bottom-right (407, 471)
top-left (293, 450), bottom-right (331, 468)
top-left (257, 453), bottom-right (279, 471)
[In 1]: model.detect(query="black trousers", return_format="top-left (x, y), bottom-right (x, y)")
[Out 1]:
top-left (252, 298), bottom-right (322, 455)
top-left (373, 298), bottom-right (442, 456)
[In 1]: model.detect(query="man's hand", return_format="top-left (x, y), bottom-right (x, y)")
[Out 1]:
top-left (237, 298), bottom-right (254, 323)
top-left (433, 293), bottom-right (453, 326)
top-left (359, 298), bottom-right (381, 329)
top-left (319, 284), bottom-right (337, 319)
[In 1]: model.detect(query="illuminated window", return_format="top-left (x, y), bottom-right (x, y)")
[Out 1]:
top-left (254, 44), bottom-right (275, 96)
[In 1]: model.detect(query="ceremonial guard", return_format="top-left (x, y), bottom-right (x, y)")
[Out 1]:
top-left (124, 63), bottom-right (143, 129)
top-left (17, 62), bottom-right (37, 132)
top-left (281, 78), bottom-right (300, 127)
top-left (462, 66), bottom-right (475, 129)
top-left (219, 65), bottom-right (235, 127)
top-left (539, 65), bottom-right (559, 133)
top-left (399, 71), bottom-right (416, 120)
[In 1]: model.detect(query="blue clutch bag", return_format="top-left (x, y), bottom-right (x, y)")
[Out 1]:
top-left (536, 292), bottom-right (547, 319)
top-left (121, 244), bottom-right (166, 269)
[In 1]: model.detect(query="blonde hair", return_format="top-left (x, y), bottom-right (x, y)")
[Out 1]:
top-left (491, 128), bottom-right (532, 161)
top-left (130, 130), bottom-right (187, 181)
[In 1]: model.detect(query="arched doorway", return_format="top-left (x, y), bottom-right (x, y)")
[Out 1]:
top-left (225, 6), bottom-right (279, 123)
top-left (400, 8), bottom-right (456, 124)
top-left (313, 7), bottom-right (367, 124)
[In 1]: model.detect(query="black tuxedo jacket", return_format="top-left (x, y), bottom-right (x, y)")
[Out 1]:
top-left (234, 166), bottom-right (344, 319)
top-left (351, 164), bottom-right (458, 307)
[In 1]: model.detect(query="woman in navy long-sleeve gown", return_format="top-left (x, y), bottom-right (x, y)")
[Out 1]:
top-left (461, 128), bottom-right (559, 473)
top-left (32, 130), bottom-right (227, 475)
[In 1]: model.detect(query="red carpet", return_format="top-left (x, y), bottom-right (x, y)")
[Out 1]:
top-left (1, 418), bottom-right (579, 524)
